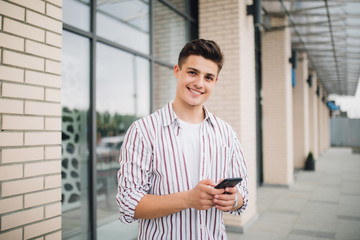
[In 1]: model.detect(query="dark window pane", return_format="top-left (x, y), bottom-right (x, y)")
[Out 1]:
top-left (96, 0), bottom-right (150, 54)
top-left (154, 63), bottom-right (176, 110)
top-left (154, 1), bottom-right (187, 64)
top-left (167, 0), bottom-right (186, 11)
top-left (61, 30), bottom-right (90, 239)
top-left (63, 0), bottom-right (90, 31)
top-left (96, 43), bottom-right (150, 239)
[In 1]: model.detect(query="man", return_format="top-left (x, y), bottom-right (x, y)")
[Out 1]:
top-left (116, 39), bottom-right (248, 239)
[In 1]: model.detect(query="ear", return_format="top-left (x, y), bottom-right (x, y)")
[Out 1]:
top-left (173, 64), bottom-right (180, 78)
top-left (215, 77), bottom-right (219, 84)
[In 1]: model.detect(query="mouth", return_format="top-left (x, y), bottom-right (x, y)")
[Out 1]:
top-left (187, 87), bottom-right (204, 95)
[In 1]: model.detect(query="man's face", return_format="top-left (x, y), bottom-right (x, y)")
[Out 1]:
top-left (174, 55), bottom-right (219, 108)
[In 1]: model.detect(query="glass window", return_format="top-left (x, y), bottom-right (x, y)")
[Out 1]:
top-left (154, 63), bottom-right (177, 110)
top-left (96, 43), bottom-right (149, 239)
top-left (61, 30), bottom-right (90, 240)
top-left (96, 0), bottom-right (150, 54)
top-left (154, 1), bottom-right (187, 64)
top-left (63, 0), bottom-right (90, 32)
top-left (167, 0), bottom-right (186, 11)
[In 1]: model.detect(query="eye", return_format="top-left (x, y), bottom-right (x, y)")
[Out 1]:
top-left (188, 71), bottom-right (197, 76)
top-left (205, 76), bottom-right (214, 81)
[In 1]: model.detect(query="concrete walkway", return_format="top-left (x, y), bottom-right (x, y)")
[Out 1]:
top-left (228, 147), bottom-right (360, 240)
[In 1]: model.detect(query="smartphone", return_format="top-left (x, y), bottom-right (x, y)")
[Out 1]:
top-left (215, 178), bottom-right (242, 189)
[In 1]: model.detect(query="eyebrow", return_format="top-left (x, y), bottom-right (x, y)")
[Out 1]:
top-left (186, 67), bottom-right (216, 78)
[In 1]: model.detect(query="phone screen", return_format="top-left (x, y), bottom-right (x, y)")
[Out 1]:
top-left (214, 178), bottom-right (242, 189)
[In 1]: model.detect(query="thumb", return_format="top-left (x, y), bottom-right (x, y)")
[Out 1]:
top-left (200, 179), bottom-right (216, 187)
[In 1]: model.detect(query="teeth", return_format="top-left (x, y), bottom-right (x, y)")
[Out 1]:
top-left (189, 88), bottom-right (202, 95)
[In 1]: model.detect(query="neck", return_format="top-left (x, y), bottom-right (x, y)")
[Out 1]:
top-left (172, 100), bottom-right (204, 124)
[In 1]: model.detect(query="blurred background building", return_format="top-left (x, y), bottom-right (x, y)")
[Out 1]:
top-left (0, 0), bottom-right (359, 239)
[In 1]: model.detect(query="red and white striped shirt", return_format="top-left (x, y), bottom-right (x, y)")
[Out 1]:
top-left (116, 102), bottom-right (248, 240)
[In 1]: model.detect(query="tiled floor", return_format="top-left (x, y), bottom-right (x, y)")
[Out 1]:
top-left (228, 147), bottom-right (360, 240)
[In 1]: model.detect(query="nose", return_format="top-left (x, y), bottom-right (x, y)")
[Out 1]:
top-left (193, 75), bottom-right (205, 88)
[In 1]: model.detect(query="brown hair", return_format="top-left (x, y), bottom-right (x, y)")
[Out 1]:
top-left (178, 39), bottom-right (224, 73)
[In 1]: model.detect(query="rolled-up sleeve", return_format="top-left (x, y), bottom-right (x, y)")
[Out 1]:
top-left (116, 122), bottom-right (152, 224)
top-left (229, 135), bottom-right (248, 215)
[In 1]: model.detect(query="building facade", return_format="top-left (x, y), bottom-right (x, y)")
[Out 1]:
top-left (0, 0), bottom-right (330, 239)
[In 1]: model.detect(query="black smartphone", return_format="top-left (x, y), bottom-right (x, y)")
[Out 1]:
top-left (214, 178), bottom-right (242, 189)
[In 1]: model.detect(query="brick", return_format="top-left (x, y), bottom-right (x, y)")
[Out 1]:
top-left (46, 3), bottom-right (62, 20)
top-left (2, 115), bottom-right (44, 130)
top-left (3, 50), bottom-right (44, 71)
top-left (24, 216), bottom-right (61, 239)
top-left (45, 59), bottom-right (61, 75)
top-left (45, 202), bottom-right (61, 218)
top-left (0, 196), bottom-right (23, 215)
top-left (26, 40), bottom-right (61, 61)
top-left (0, 165), bottom-right (23, 181)
top-left (0, 32), bottom-right (24, 51)
top-left (25, 101), bottom-right (61, 116)
top-left (45, 174), bottom-right (61, 189)
top-left (45, 117), bottom-right (61, 130)
top-left (46, 0), bottom-right (62, 7)
top-left (25, 160), bottom-right (60, 177)
top-left (2, 82), bottom-right (44, 100)
top-left (46, 31), bottom-right (62, 48)
top-left (8, 0), bottom-right (45, 13)
top-left (0, 229), bottom-right (22, 240)
top-left (1, 177), bottom-right (43, 197)
top-left (0, 132), bottom-right (23, 147)
top-left (27, 10), bottom-right (62, 33)
top-left (0, 65), bottom-right (24, 83)
top-left (1, 207), bottom-right (43, 230)
top-left (24, 188), bottom-right (61, 208)
top-left (3, 18), bottom-right (45, 42)
top-left (2, 147), bottom-right (44, 163)
top-left (25, 132), bottom-right (61, 146)
top-left (45, 88), bottom-right (61, 102)
top-left (0, 1), bottom-right (25, 21)
top-left (45, 231), bottom-right (61, 240)
top-left (25, 70), bottom-right (61, 88)
top-left (45, 146), bottom-right (61, 159)
top-left (0, 98), bottom-right (23, 114)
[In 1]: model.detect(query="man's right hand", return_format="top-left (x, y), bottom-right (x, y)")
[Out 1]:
top-left (187, 179), bottom-right (225, 210)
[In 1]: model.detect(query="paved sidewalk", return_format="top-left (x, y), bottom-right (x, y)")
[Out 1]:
top-left (228, 147), bottom-right (360, 240)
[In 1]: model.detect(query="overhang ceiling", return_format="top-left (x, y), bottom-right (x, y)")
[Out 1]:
top-left (262, 0), bottom-right (360, 96)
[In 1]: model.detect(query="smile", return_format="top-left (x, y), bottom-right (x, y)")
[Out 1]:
top-left (187, 87), bottom-right (204, 95)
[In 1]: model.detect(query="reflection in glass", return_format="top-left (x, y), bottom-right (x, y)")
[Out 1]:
top-left (167, 0), bottom-right (186, 11)
top-left (154, 0), bottom-right (187, 64)
top-left (63, 0), bottom-right (90, 32)
top-left (154, 63), bottom-right (177, 110)
top-left (96, 43), bottom-right (150, 239)
top-left (61, 30), bottom-right (90, 240)
top-left (97, 0), bottom-right (149, 54)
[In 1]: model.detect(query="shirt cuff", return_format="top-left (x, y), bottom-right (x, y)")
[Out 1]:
top-left (117, 188), bottom-right (147, 224)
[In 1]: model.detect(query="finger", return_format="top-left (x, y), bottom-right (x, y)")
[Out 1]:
top-left (224, 186), bottom-right (239, 194)
top-left (200, 179), bottom-right (216, 187)
top-left (213, 198), bottom-right (232, 207)
top-left (215, 204), bottom-right (233, 212)
top-left (214, 193), bottom-right (233, 201)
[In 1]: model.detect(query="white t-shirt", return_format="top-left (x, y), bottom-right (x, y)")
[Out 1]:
top-left (177, 118), bottom-right (201, 188)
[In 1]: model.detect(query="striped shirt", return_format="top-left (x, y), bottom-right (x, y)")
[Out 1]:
top-left (116, 102), bottom-right (248, 240)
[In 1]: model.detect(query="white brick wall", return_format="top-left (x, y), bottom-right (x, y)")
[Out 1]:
top-left (293, 52), bottom-right (310, 168)
top-left (199, 0), bottom-right (257, 229)
top-left (262, 16), bottom-right (294, 185)
top-left (308, 73), bottom-right (319, 158)
top-left (0, 0), bottom-right (62, 239)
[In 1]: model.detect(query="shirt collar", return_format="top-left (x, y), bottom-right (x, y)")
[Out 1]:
top-left (161, 102), bottom-right (215, 127)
